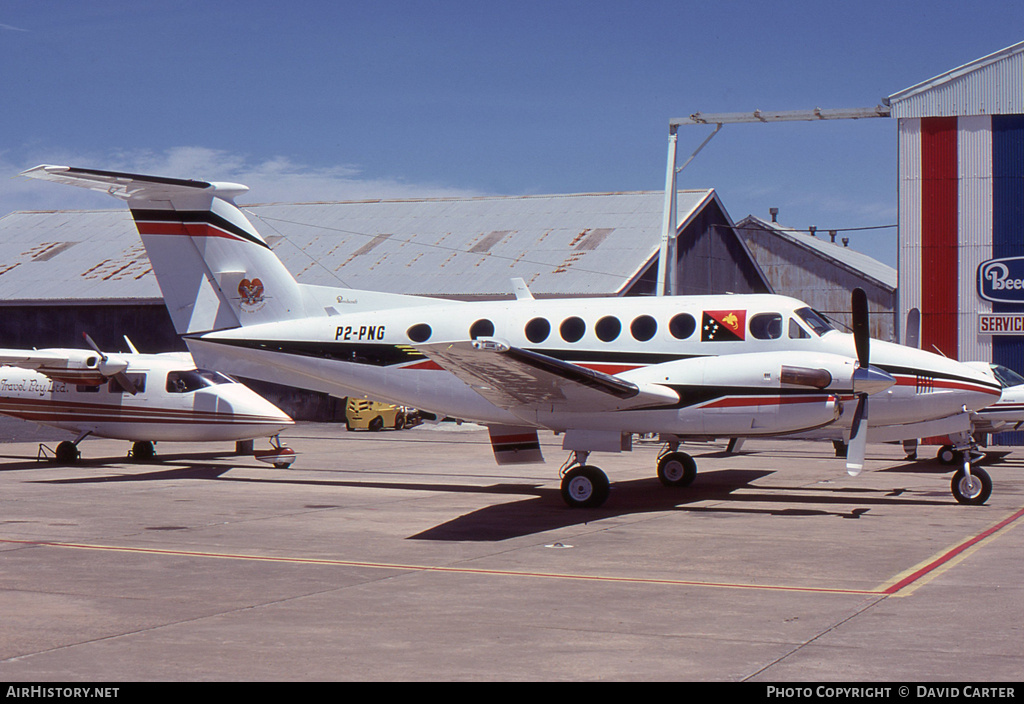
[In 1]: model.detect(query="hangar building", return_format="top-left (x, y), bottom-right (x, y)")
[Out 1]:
top-left (891, 40), bottom-right (1024, 369)
top-left (734, 214), bottom-right (896, 341)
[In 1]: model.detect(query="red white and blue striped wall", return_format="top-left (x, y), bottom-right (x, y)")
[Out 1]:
top-left (899, 114), bottom-right (1024, 373)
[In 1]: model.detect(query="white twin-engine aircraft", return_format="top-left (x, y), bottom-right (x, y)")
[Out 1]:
top-left (0, 334), bottom-right (294, 464)
top-left (23, 165), bottom-right (1003, 507)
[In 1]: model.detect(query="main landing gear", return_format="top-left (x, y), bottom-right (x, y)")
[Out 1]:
top-left (557, 443), bottom-right (700, 508)
top-left (559, 451), bottom-right (610, 509)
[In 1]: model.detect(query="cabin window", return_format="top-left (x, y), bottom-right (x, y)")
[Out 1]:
top-left (407, 323), bottom-right (432, 343)
top-left (630, 315), bottom-right (657, 341)
top-left (525, 317), bottom-right (551, 343)
top-left (750, 313), bottom-right (783, 340)
top-left (669, 313), bottom-right (696, 340)
top-left (470, 319), bottom-right (495, 339)
top-left (108, 373), bottom-right (146, 394)
top-left (789, 318), bottom-right (810, 339)
top-left (560, 316), bottom-right (586, 343)
top-left (595, 316), bottom-right (621, 342)
top-left (76, 384), bottom-right (100, 393)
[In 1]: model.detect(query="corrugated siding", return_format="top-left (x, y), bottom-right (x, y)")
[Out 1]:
top-left (889, 43), bottom-right (1024, 118)
top-left (920, 117), bottom-right (959, 359)
top-left (957, 115), bottom-right (993, 363)
top-left (898, 117), bottom-right (923, 346)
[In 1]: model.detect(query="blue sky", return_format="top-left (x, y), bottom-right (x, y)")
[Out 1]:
top-left (3, 1), bottom-right (1023, 268)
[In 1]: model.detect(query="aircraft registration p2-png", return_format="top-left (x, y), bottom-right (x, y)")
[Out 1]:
top-left (0, 334), bottom-right (294, 465)
top-left (22, 165), bottom-right (1002, 506)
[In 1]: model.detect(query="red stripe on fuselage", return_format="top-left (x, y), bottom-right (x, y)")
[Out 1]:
top-left (700, 395), bottom-right (831, 409)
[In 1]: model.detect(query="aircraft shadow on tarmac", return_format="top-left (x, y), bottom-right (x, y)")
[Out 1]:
top-left (21, 456), bottom-right (959, 542)
top-left (408, 468), bottom-right (957, 541)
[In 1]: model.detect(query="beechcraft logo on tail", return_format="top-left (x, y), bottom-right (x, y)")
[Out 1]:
top-left (701, 310), bottom-right (745, 342)
top-left (238, 277), bottom-right (266, 311)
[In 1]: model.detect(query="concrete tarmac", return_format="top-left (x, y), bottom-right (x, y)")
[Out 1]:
top-left (0, 421), bottom-right (1022, 682)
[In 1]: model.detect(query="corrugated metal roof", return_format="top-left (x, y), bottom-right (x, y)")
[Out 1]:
top-left (0, 190), bottom-right (717, 303)
top-left (0, 208), bottom-right (161, 303)
top-left (736, 215), bottom-right (897, 290)
top-left (888, 40), bottom-right (1024, 118)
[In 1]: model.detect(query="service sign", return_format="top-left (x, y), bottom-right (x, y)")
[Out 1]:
top-left (978, 257), bottom-right (1024, 304)
top-left (979, 314), bottom-right (1024, 335)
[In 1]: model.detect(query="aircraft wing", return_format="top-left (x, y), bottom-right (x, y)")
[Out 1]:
top-left (413, 339), bottom-right (678, 412)
top-left (0, 347), bottom-right (130, 388)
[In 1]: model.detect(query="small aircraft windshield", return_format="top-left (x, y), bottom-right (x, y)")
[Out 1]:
top-left (795, 307), bottom-right (834, 336)
top-left (166, 369), bottom-right (233, 393)
top-left (991, 364), bottom-right (1024, 388)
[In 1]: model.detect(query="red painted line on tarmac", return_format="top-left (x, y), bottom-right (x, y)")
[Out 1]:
top-left (7, 508), bottom-right (1021, 597)
top-left (882, 507), bottom-right (1024, 595)
top-left (0, 538), bottom-right (878, 594)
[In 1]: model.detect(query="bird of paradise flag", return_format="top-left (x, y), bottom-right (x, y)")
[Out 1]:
top-left (701, 310), bottom-right (746, 342)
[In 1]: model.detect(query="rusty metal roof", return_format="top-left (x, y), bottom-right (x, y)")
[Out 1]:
top-left (0, 190), bottom-right (719, 303)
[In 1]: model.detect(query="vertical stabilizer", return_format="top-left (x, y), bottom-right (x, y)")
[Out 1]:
top-left (21, 165), bottom-right (307, 335)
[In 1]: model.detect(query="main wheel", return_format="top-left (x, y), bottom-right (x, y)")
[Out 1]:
top-left (560, 465), bottom-right (610, 508)
top-left (55, 440), bottom-right (79, 464)
top-left (131, 441), bottom-right (155, 461)
top-left (657, 451), bottom-right (697, 487)
top-left (951, 466), bottom-right (992, 505)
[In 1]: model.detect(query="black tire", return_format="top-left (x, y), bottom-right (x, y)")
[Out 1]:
top-left (657, 451), bottom-right (697, 487)
top-left (55, 440), bottom-right (79, 464)
top-left (560, 465), bottom-right (610, 508)
top-left (131, 441), bottom-right (155, 461)
top-left (394, 414), bottom-right (406, 430)
top-left (368, 416), bottom-right (384, 432)
top-left (951, 466), bottom-right (992, 506)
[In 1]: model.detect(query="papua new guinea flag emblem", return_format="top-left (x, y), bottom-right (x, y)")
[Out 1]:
top-left (701, 310), bottom-right (746, 342)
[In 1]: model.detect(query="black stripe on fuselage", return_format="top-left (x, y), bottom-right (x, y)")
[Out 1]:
top-left (877, 364), bottom-right (1002, 392)
top-left (194, 337), bottom-right (695, 369)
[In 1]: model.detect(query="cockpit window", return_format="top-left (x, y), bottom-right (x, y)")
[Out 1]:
top-left (166, 369), bottom-right (232, 393)
top-left (795, 307), bottom-right (834, 336)
top-left (991, 364), bottom-right (1024, 388)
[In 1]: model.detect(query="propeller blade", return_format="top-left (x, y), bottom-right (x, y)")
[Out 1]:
top-left (846, 395), bottom-right (868, 476)
top-left (851, 287), bottom-right (869, 368)
top-left (112, 371), bottom-right (138, 395)
top-left (82, 332), bottom-right (103, 357)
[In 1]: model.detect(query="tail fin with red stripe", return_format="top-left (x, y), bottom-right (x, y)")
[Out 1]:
top-left (22, 165), bottom-right (311, 334)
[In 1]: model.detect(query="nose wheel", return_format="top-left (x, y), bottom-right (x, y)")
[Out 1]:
top-left (951, 465), bottom-right (992, 505)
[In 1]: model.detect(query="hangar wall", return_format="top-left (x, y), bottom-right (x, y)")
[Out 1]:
top-left (891, 40), bottom-right (1024, 445)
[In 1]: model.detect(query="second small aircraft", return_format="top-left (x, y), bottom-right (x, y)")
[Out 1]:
top-left (0, 335), bottom-right (294, 464)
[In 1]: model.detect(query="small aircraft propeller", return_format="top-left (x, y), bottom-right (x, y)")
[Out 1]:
top-left (83, 333), bottom-right (138, 395)
top-left (845, 288), bottom-right (894, 476)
